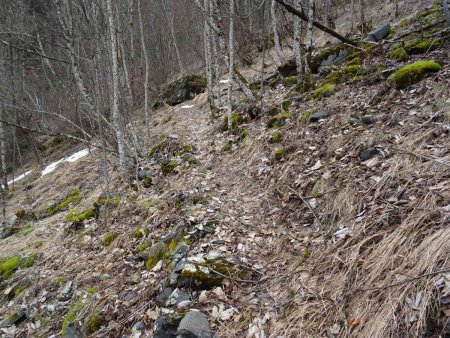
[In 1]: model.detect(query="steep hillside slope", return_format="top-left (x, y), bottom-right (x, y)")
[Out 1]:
top-left (0, 2), bottom-right (449, 338)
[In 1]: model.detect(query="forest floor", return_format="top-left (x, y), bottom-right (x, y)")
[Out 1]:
top-left (1, 1), bottom-right (450, 338)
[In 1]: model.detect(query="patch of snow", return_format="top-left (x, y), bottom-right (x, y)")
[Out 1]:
top-left (220, 79), bottom-right (230, 84)
top-left (41, 148), bottom-right (91, 176)
top-left (65, 148), bottom-right (89, 162)
top-left (1, 170), bottom-right (33, 188)
top-left (181, 105), bottom-right (194, 109)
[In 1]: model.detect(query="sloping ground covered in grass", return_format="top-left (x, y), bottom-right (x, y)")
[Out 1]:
top-left (0, 2), bottom-right (449, 337)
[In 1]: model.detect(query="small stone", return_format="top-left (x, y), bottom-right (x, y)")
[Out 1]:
top-left (167, 133), bottom-right (178, 140)
top-left (153, 308), bottom-right (183, 338)
top-left (0, 311), bottom-right (26, 328)
top-left (132, 320), bottom-right (146, 332)
top-left (156, 288), bottom-right (174, 307)
top-left (58, 281), bottom-right (74, 301)
top-left (121, 291), bottom-right (137, 302)
top-left (360, 147), bottom-right (379, 161)
top-left (211, 239), bottom-right (225, 245)
top-left (166, 288), bottom-right (190, 307)
top-left (177, 310), bottom-right (213, 338)
top-left (348, 118), bottom-right (359, 126)
top-left (65, 324), bottom-right (83, 338)
top-left (361, 115), bottom-right (375, 124)
top-left (309, 110), bottom-right (328, 122)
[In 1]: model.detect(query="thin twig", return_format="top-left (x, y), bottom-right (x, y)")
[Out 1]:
top-left (352, 268), bottom-right (450, 293)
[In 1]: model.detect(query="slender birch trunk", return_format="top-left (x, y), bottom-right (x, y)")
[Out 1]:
top-left (271, 0), bottom-right (286, 64)
top-left (137, 0), bottom-right (150, 133)
top-left (0, 108), bottom-right (7, 191)
top-left (305, 0), bottom-right (314, 89)
top-left (293, 0), bottom-right (303, 84)
top-left (359, 0), bottom-right (365, 34)
top-left (106, 0), bottom-right (127, 178)
top-left (204, 0), bottom-right (214, 109)
top-left (194, 0), bottom-right (255, 102)
top-left (162, 0), bottom-right (184, 73)
top-left (227, 0), bottom-right (234, 131)
top-left (351, 0), bottom-right (355, 32)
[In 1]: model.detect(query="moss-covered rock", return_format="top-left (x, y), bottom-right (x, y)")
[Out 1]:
top-left (62, 297), bottom-right (85, 337)
top-left (222, 113), bottom-right (245, 131)
top-left (345, 57), bottom-right (362, 66)
top-left (46, 189), bottom-right (81, 216)
top-left (389, 47), bottom-right (408, 61)
top-left (312, 44), bottom-right (353, 73)
top-left (342, 65), bottom-right (362, 75)
top-left (66, 207), bottom-right (96, 223)
top-left (85, 313), bottom-right (103, 333)
top-left (134, 228), bottom-right (149, 240)
top-left (147, 139), bottom-right (168, 159)
top-left (404, 37), bottom-right (440, 54)
top-left (307, 84), bottom-right (336, 100)
top-left (274, 149), bottom-right (286, 161)
top-left (102, 232), bottom-right (118, 247)
top-left (161, 160), bottom-right (178, 175)
top-left (163, 74), bottom-right (207, 106)
top-left (282, 76), bottom-right (298, 87)
top-left (388, 60), bottom-right (441, 89)
top-left (267, 111), bottom-right (292, 128)
top-left (145, 242), bottom-right (168, 270)
top-left (269, 130), bottom-right (283, 143)
top-left (0, 252), bottom-right (37, 281)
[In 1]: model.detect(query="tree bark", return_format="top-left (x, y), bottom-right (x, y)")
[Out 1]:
top-left (227, 0), bottom-right (235, 131)
top-left (293, 0), bottom-right (303, 83)
top-left (443, 0), bottom-right (450, 24)
top-left (274, 0), bottom-right (358, 46)
top-left (137, 0), bottom-right (150, 133)
top-left (271, 0), bottom-right (286, 64)
top-left (106, 0), bottom-right (128, 178)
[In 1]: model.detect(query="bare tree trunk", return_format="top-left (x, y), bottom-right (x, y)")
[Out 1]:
top-left (293, 0), bottom-right (303, 84)
top-left (137, 0), bottom-right (150, 133)
top-left (106, 0), bottom-right (127, 178)
top-left (351, 0), bottom-right (355, 32)
top-left (212, 31), bottom-right (221, 107)
top-left (227, 0), bottom-right (235, 131)
top-left (443, 0), bottom-right (450, 24)
top-left (162, 0), bottom-right (184, 73)
top-left (194, 0), bottom-right (255, 102)
top-left (359, 0), bottom-right (365, 34)
top-left (271, 0), bottom-right (286, 64)
top-left (204, 0), bottom-right (214, 109)
top-left (0, 108), bottom-right (7, 191)
top-left (305, 0), bottom-right (314, 89)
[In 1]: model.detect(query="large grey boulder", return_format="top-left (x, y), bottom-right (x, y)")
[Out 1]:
top-left (164, 75), bottom-right (207, 106)
top-left (364, 24), bottom-right (390, 42)
top-left (177, 311), bottom-right (213, 338)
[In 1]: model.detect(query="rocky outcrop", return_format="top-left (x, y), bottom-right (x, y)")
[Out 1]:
top-left (164, 75), bottom-right (207, 106)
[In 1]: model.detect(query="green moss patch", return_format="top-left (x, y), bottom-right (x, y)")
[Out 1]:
top-left (62, 297), bottom-right (85, 337)
top-left (103, 232), bottom-right (119, 247)
top-left (222, 113), bottom-right (245, 131)
top-left (282, 76), bottom-right (298, 87)
top-left (307, 84), bottom-right (336, 100)
top-left (66, 207), bottom-right (96, 223)
top-left (388, 60), bottom-right (441, 89)
top-left (46, 190), bottom-right (81, 216)
top-left (85, 313), bottom-right (103, 333)
top-left (147, 139), bottom-right (168, 158)
top-left (269, 130), bottom-right (283, 143)
top-left (145, 243), bottom-right (168, 270)
top-left (221, 142), bottom-right (232, 152)
top-left (274, 149), bottom-right (286, 161)
top-left (389, 47), bottom-right (408, 61)
top-left (0, 252), bottom-right (37, 281)
top-left (161, 160), bottom-right (178, 175)
top-left (404, 37), bottom-right (440, 54)
top-left (267, 111), bottom-right (292, 129)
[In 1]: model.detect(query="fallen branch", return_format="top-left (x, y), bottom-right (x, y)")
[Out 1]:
top-left (352, 268), bottom-right (450, 293)
top-left (274, 0), bottom-right (358, 47)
